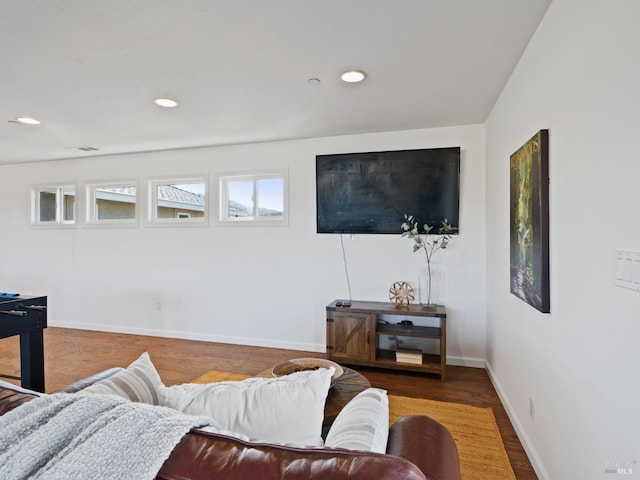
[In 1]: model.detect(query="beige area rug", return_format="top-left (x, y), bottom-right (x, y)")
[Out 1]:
top-left (387, 395), bottom-right (516, 480)
top-left (193, 370), bottom-right (516, 480)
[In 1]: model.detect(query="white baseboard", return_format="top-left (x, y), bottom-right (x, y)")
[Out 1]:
top-left (52, 321), bottom-right (326, 353)
top-left (485, 361), bottom-right (550, 480)
top-left (52, 319), bottom-right (489, 372)
top-left (447, 355), bottom-right (485, 368)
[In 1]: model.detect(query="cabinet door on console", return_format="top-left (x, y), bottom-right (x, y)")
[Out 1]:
top-left (327, 312), bottom-right (376, 362)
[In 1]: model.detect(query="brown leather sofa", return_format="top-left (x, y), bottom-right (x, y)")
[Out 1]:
top-left (0, 370), bottom-right (461, 480)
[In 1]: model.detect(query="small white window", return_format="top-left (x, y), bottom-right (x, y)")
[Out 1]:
top-left (85, 180), bottom-right (138, 226)
top-left (147, 177), bottom-right (207, 226)
top-left (217, 170), bottom-right (288, 225)
top-left (30, 185), bottom-right (76, 226)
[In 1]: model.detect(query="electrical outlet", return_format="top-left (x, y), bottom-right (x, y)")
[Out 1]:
top-left (529, 398), bottom-right (535, 419)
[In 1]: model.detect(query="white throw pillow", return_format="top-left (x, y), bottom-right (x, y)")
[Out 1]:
top-left (80, 352), bottom-right (163, 405)
top-left (324, 387), bottom-right (389, 453)
top-left (160, 367), bottom-right (333, 447)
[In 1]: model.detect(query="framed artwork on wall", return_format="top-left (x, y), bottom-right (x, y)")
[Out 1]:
top-left (509, 129), bottom-right (550, 313)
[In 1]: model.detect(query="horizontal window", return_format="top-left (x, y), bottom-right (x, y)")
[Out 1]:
top-left (147, 177), bottom-right (207, 226)
top-left (30, 185), bottom-right (76, 226)
top-left (85, 180), bottom-right (138, 226)
top-left (217, 171), bottom-right (288, 225)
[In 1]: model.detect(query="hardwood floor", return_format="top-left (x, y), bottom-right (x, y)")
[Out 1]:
top-left (0, 327), bottom-right (537, 479)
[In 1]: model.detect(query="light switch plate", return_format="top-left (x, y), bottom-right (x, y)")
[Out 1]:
top-left (614, 250), bottom-right (640, 292)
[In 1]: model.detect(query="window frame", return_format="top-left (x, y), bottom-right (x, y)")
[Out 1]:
top-left (145, 175), bottom-right (208, 227)
top-left (29, 183), bottom-right (77, 227)
top-left (215, 170), bottom-right (289, 226)
top-left (84, 179), bottom-right (139, 227)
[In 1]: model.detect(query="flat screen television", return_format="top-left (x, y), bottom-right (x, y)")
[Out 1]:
top-left (316, 147), bottom-right (460, 234)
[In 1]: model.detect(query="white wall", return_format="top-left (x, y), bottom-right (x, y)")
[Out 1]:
top-left (0, 125), bottom-right (486, 365)
top-left (485, 0), bottom-right (640, 478)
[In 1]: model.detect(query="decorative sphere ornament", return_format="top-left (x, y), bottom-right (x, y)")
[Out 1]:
top-left (389, 281), bottom-right (415, 307)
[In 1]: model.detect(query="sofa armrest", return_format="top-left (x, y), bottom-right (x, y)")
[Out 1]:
top-left (158, 429), bottom-right (428, 480)
top-left (58, 367), bottom-right (125, 393)
top-left (386, 415), bottom-right (461, 480)
top-left (0, 368), bottom-right (123, 415)
top-left (0, 386), bottom-right (39, 416)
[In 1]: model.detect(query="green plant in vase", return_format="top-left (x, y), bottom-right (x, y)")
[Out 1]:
top-left (401, 214), bottom-right (456, 310)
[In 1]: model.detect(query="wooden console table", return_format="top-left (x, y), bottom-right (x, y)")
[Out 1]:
top-left (0, 295), bottom-right (48, 392)
top-left (326, 300), bottom-right (447, 381)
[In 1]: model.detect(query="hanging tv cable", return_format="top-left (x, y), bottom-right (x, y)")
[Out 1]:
top-left (340, 234), bottom-right (353, 303)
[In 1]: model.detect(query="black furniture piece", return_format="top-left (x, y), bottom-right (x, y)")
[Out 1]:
top-left (0, 295), bottom-right (47, 392)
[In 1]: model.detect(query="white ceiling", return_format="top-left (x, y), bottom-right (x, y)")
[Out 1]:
top-left (0, 0), bottom-right (552, 165)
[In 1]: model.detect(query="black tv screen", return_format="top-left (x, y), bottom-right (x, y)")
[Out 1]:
top-left (316, 147), bottom-right (460, 234)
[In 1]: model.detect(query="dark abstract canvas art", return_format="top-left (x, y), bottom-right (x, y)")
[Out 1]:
top-left (510, 130), bottom-right (550, 313)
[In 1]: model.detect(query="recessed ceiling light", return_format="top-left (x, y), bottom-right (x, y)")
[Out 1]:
top-left (15, 116), bottom-right (41, 125)
top-left (341, 70), bottom-right (367, 83)
top-left (154, 97), bottom-right (178, 108)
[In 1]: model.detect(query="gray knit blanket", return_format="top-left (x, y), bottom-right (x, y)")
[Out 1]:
top-left (0, 393), bottom-right (213, 480)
